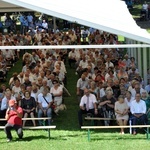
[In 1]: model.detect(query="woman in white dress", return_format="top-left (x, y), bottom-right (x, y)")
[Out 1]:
top-left (115, 95), bottom-right (129, 134)
top-left (50, 80), bottom-right (63, 106)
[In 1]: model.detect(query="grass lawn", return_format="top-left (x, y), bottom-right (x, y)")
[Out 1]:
top-left (0, 130), bottom-right (150, 150)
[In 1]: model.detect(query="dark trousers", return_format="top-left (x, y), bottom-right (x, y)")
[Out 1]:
top-left (131, 114), bottom-right (148, 132)
top-left (77, 89), bottom-right (84, 103)
top-left (68, 58), bottom-right (76, 68)
top-left (0, 109), bottom-right (6, 118)
top-left (0, 109), bottom-right (7, 125)
top-left (4, 123), bottom-right (23, 140)
top-left (78, 109), bottom-right (97, 126)
top-left (38, 108), bottom-right (52, 125)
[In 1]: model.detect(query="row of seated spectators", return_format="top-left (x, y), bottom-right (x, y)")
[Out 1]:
top-left (73, 32), bottom-right (150, 134)
top-left (0, 48), bottom-right (68, 126)
top-left (0, 29), bottom-right (77, 126)
top-left (0, 26), bottom-right (98, 127)
top-left (0, 26), bottom-right (149, 132)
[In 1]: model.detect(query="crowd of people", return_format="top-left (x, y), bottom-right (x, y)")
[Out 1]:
top-left (72, 30), bottom-right (150, 135)
top-left (0, 21), bottom-right (150, 141)
top-left (0, 12), bottom-right (54, 35)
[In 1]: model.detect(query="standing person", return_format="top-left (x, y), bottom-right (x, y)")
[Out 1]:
top-left (26, 13), bottom-right (33, 26)
top-left (68, 49), bottom-right (77, 68)
top-left (115, 95), bottom-right (129, 134)
top-left (42, 19), bottom-right (48, 32)
top-left (130, 93), bottom-right (148, 135)
top-left (78, 88), bottom-right (98, 127)
top-left (4, 100), bottom-right (23, 142)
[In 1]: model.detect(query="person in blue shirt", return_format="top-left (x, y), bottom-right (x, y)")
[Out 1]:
top-left (1, 91), bottom-right (16, 118)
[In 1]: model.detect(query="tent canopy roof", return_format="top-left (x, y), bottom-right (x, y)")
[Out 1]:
top-left (1, 0), bottom-right (150, 44)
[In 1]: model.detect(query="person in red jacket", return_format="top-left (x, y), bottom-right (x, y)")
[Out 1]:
top-left (4, 99), bottom-right (23, 142)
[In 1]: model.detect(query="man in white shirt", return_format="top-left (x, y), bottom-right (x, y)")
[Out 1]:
top-left (76, 55), bottom-right (88, 76)
top-left (68, 49), bottom-right (77, 68)
top-left (76, 74), bottom-right (89, 102)
top-left (142, 1), bottom-right (148, 11)
top-left (78, 88), bottom-right (98, 127)
top-left (142, 1), bottom-right (148, 19)
top-left (42, 19), bottom-right (48, 32)
top-left (130, 82), bottom-right (145, 98)
top-left (38, 87), bottom-right (53, 125)
top-left (130, 93), bottom-right (148, 135)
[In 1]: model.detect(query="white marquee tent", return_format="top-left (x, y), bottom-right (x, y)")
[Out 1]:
top-left (1, 0), bottom-right (150, 84)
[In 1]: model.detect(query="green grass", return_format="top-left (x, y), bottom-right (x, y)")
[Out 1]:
top-left (0, 130), bottom-right (150, 150)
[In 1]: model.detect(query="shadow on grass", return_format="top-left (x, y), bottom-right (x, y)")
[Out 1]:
top-left (85, 129), bottom-right (148, 141)
top-left (91, 136), bottom-right (147, 141)
top-left (17, 135), bottom-right (48, 142)
top-left (0, 135), bottom-right (48, 144)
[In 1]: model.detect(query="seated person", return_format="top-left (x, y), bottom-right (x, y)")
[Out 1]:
top-left (37, 87), bottom-right (53, 125)
top-left (50, 80), bottom-right (63, 106)
top-left (145, 96), bottom-right (150, 124)
top-left (130, 93), bottom-right (148, 135)
top-left (115, 95), bottom-right (129, 134)
top-left (98, 91), bottom-right (116, 125)
top-left (21, 90), bottom-right (36, 126)
top-left (78, 88), bottom-right (98, 127)
top-left (0, 88), bottom-right (4, 119)
top-left (141, 90), bottom-right (149, 101)
top-left (1, 91), bottom-right (16, 119)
